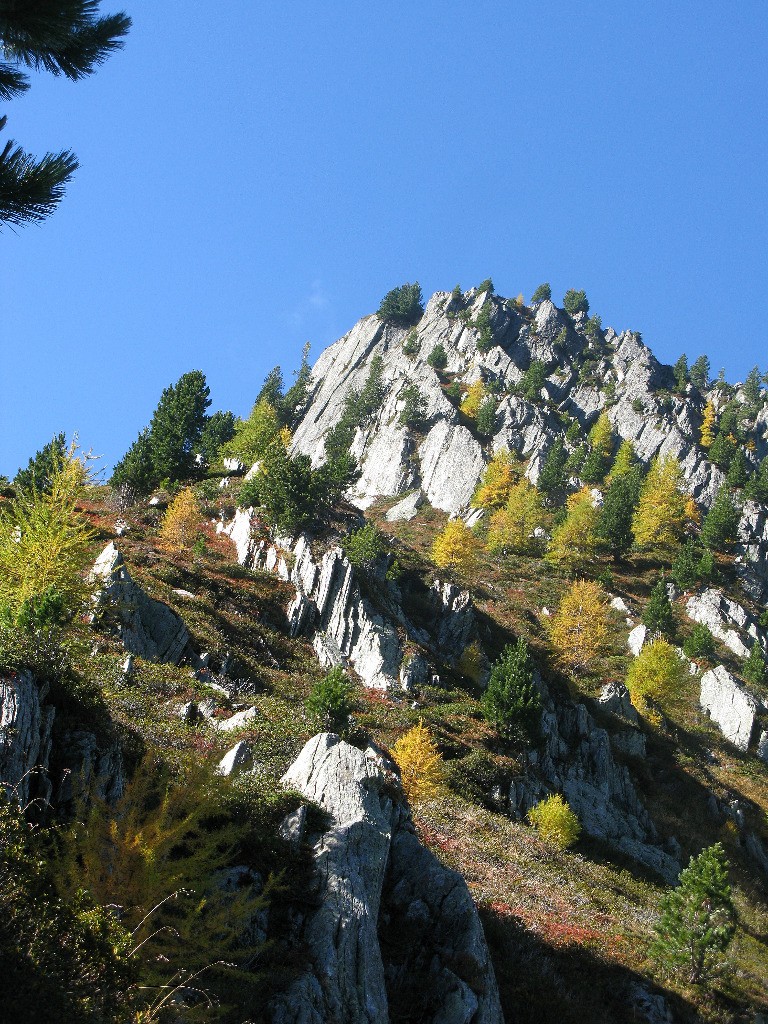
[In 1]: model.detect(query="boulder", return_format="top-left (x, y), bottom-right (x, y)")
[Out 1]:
top-left (217, 740), bottom-right (253, 776)
top-left (699, 666), bottom-right (759, 750)
top-left (685, 588), bottom-right (762, 660)
top-left (270, 734), bottom-right (502, 1024)
top-left (91, 543), bottom-right (192, 664)
top-left (627, 624), bottom-right (647, 657)
top-left (385, 490), bottom-right (424, 522)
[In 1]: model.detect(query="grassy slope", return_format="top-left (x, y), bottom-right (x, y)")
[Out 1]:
top-left (78, 481), bottom-right (768, 1023)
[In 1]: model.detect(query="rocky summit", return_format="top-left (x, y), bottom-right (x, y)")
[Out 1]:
top-left (2, 281), bottom-right (768, 1024)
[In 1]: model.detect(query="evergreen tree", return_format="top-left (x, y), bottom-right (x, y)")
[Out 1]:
top-left (537, 437), bottom-right (568, 504)
top-left (482, 638), bottom-right (541, 742)
top-left (475, 396), bottom-right (498, 436)
top-left (198, 410), bottom-right (236, 464)
top-left (643, 579), bottom-right (675, 637)
top-left (742, 365), bottom-right (762, 407)
top-left (545, 487), bottom-right (600, 572)
top-left (110, 428), bottom-right (155, 497)
top-left (673, 354), bottom-right (689, 392)
top-left (683, 624), bottom-right (716, 662)
top-left (530, 282), bottom-right (551, 303)
top-left (597, 464), bottom-right (643, 558)
top-left (255, 366), bottom-right (284, 410)
top-left (377, 282), bottom-right (424, 326)
top-left (672, 539), bottom-right (713, 590)
top-left (742, 642), bottom-right (766, 685)
top-left (398, 383), bottom-right (427, 428)
top-left (631, 455), bottom-right (689, 554)
top-left (581, 412), bottom-right (613, 484)
top-left (651, 843), bottom-right (735, 985)
top-left (700, 484), bottom-right (741, 551)
top-left (518, 359), bottom-right (546, 402)
top-left (708, 430), bottom-right (737, 470)
top-left (564, 442), bottom-right (588, 476)
top-left (224, 398), bottom-right (281, 467)
top-left (306, 667), bottom-right (352, 735)
top-left (282, 341), bottom-right (312, 428)
top-left (745, 459), bottom-right (768, 504)
top-left (248, 442), bottom-right (328, 534)
top-left (726, 449), bottom-right (749, 490)
top-left (562, 289), bottom-right (589, 315)
top-left (427, 343), bottom-right (448, 369)
top-left (0, 1), bottom-right (130, 228)
top-left (689, 355), bottom-right (711, 391)
top-left (14, 432), bottom-right (67, 493)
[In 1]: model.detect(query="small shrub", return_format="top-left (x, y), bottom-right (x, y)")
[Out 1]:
top-left (402, 329), bottom-right (419, 357)
top-left (343, 522), bottom-right (385, 571)
top-left (518, 359), bottom-right (546, 402)
top-left (632, 398), bottom-right (644, 413)
top-left (306, 666), bottom-right (353, 735)
top-left (446, 750), bottom-right (503, 807)
top-left (683, 624), bottom-right (716, 662)
top-left (742, 642), bottom-right (766, 685)
top-left (398, 383), bottom-right (427, 428)
top-left (528, 794), bottom-right (581, 849)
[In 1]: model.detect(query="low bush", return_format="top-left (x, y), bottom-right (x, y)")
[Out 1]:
top-left (528, 794), bottom-right (581, 849)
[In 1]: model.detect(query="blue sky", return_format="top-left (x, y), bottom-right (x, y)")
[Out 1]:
top-left (2, 1), bottom-right (767, 477)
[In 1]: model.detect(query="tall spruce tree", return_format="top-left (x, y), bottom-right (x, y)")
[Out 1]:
top-left (597, 464), bottom-right (643, 558)
top-left (643, 579), bottom-right (676, 637)
top-left (700, 484), bottom-right (741, 551)
top-left (482, 638), bottom-right (541, 742)
top-left (1, 1), bottom-right (130, 228)
top-left (537, 437), bottom-right (568, 504)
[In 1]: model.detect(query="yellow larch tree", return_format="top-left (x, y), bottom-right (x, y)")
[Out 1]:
top-left (626, 637), bottom-right (687, 713)
top-left (460, 380), bottom-right (486, 420)
top-left (391, 721), bottom-right (444, 802)
top-left (608, 438), bottom-right (637, 480)
top-left (589, 412), bottom-right (613, 461)
top-left (544, 487), bottom-right (600, 573)
top-left (473, 447), bottom-right (520, 510)
top-left (486, 478), bottom-right (546, 555)
top-left (431, 519), bottom-right (482, 574)
top-left (548, 579), bottom-right (610, 672)
top-left (160, 487), bottom-right (204, 552)
top-left (700, 401), bottom-right (716, 448)
top-left (631, 456), bottom-right (689, 554)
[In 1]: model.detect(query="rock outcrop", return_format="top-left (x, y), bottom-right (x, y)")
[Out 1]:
top-left (700, 665), bottom-right (762, 751)
top-left (270, 733), bottom-right (503, 1024)
top-left (685, 588), bottom-right (765, 660)
top-left (91, 542), bottom-right (193, 664)
top-left (0, 670), bottom-right (54, 807)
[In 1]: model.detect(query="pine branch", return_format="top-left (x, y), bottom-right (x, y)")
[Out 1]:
top-left (0, 138), bottom-right (78, 227)
top-left (0, 61), bottom-right (28, 98)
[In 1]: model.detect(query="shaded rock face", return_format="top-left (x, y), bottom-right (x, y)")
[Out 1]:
top-left (56, 729), bottom-right (125, 807)
top-left (91, 543), bottom-right (192, 664)
top-left (0, 671), bottom-right (54, 808)
top-left (700, 665), bottom-right (762, 751)
top-left (736, 501), bottom-right (768, 602)
top-left (517, 677), bottom-right (678, 881)
top-left (270, 734), bottom-right (503, 1024)
top-left (291, 290), bottom-right (729, 514)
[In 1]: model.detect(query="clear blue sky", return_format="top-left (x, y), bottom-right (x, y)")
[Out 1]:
top-left (2, 1), bottom-right (767, 477)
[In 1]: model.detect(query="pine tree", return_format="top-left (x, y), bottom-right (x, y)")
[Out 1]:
top-left (249, 442), bottom-right (328, 534)
top-left (548, 579), bottom-right (610, 672)
top-left (518, 359), bottom-right (546, 402)
top-left (742, 642), bottom-right (766, 685)
top-left (700, 401), bottom-right (716, 448)
top-left (531, 282), bottom-right (551, 304)
top-left (473, 448), bottom-right (520, 510)
top-left (631, 456), bottom-right (689, 554)
top-left (282, 341), bottom-right (313, 429)
top-left (476, 396), bottom-right (498, 436)
top-left (545, 488), bottom-right (600, 572)
top-left (306, 666), bottom-right (353, 735)
top-left (690, 355), bottom-right (711, 392)
top-left (431, 519), bottom-right (481, 575)
top-left (159, 487), bottom-right (204, 552)
top-left (673, 354), bottom-right (689, 392)
top-left (482, 638), bottom-right (541, 742)
top-left (700, 484), bottom-right (741, 551)
top-left (745, 459), bottom-right (768, 504)
top-left (651, 843), bottom-right (735, 985)
top-left (391, 722), bottom-right (444, 802)
top-left (0, 2), bottom-right (130, 228)
top-left (672, 539), bottom-right (712, 591)
top-left (198, 410), bottom-right (236, 465)
top-left (563, 289), bottom-right (589, 315)
top-left (537, 437), bottom-right (568, 504)
top-left (378, 283), bottom-right (424, 326)
top-left (486, 479), bottom-right (546, 555)
top-left (643, 579), bottom-right (675, 637)
top-left (255, 366), bottom-right (284, 409)
top-left (726, 450), bottom-right (749, 490)
top-left (742, 365), bottom-right (762, 407)
top-left (708, 430), bottom-right (737, 469)
top-left (597, 464), bottom-right (643, 558)
top-left (683, 624), bottom-right (716, 662)
top-left (14, 432), bottom-right (67, 493)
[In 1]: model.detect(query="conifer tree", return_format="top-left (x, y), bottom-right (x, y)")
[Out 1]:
top-left (460, 380), bottom-right (486, 419)
top-left (545, 488), bottom-right (600, 572)
top-left (726, 450), bottom-right (749, 490)
top-left (14, 432), bottom-right (67, 493)
top-left (671, 539), bottom-right (713, 591)
top-left (608, 439), bottom-right (638, 480)
top-left (643, 579), bottom-right (676, 637)
top-left (673, 354), bottom-right (689, 392)
top-left (306, 666), bottom-right (352, 735)
top-left (597, 464), bottom-right (643, 559)
top-left (626, 638), bottom-right (685, 709)
top-left (482, 638), bottom-right (541, 742)
top-left (631, 455), bottom-right (689, 555)
top-left (518, 359), bottom-right (546, 402)
top-left (282, 341), bottom-right (313, 429)
top-left (473, 448), bottom-right (520, 510)
top-left (548, 579), bottom-right (610, 672)
top-left (198, 410), bottom-right (236, 465)
top-left (486, 479), bottom-right (546, 555)
top-left (700, 484), bottom-right (741, 552)
top-left (537, 437), bottom-right (568, 504)
top-left (708, 430), bottom-right (737, 469)
top-left (745, 459), bottom-right (768, 504)
top-left (431, 519), bottom-right (481, 575)
top-left (0, 1), bottom-right (130, 228)
top-left (391, 722), bottom-right (444, 802)
top-left (689, 355), bottom-right (711, 391)
top-left (742, 642), bottom-right (766, 685)
top-left (528, 794), bottom-right (581, 850)
top-left (651, 843), bottom-right (735, 985)
top-left (476, 396), bottom-right (498, 436)
top-left (581, 412), bottom-right (613, 484)
top-left (531, 282), bottom-right (551, 303)
top-left (159, 487), bottom-right (204, 552)
top-left (742, 365), bottom-right (762, 407)
top-left (700, 401), bottom-right (716, 448)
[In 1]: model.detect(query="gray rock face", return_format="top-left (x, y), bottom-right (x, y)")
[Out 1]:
top-left (418, 421), bottom-right (485, 513)
top-left (56, 729), bottom-right (125, 806)
top-left (519, 677), bottom-right (678, 881)
top-left (91, 543), bottom-right (192, 664)
top-left (270, 733), bottom-right (502, 1024)
top-left (735, 501), bottom-right (768, 601)
top-left (428, 580), bottom-right (477, 663)
top-left (627, 624), bottom-right (647, 657)
top-left (0, 671), bottom-right (54, 807)
top-left (217, 740), bottom-right (253, 776)
top-left (700, 665), bottom-right (760, 751)
top-left (385, 490), bottom-right (424, 522)
top-left (685, 588), bottom-right (764, 659)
